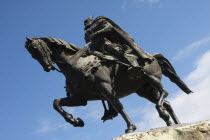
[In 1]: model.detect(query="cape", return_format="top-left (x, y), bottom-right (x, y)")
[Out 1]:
top-left (89, 16), bottom-right (150, 59)
top-left (92, 16), bottom-right (135, 42)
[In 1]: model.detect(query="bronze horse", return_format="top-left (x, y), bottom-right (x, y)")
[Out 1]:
top-left (25, 37), bottom-right (192, 133)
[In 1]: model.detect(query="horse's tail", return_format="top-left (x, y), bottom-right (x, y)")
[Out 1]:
top-left (153, 53), bottom-right (193, 94)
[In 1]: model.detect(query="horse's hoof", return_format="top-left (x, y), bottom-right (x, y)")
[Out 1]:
top-left (125, 129), bottom-right (135, 134)
top-left (125, 124), bottom-right (136, 134)
top-left (166, 121), bottom-right (173, 126)
top-left (74, 117), bottom-right (84, 127)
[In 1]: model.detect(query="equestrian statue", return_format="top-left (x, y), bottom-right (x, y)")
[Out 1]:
top-left (25, 16), bottom-right (192, 133)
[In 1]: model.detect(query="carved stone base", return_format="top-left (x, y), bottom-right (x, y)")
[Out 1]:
top-left (113, 120), bottom-right (210, 140)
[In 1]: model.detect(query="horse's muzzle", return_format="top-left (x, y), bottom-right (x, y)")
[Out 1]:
top-left (44, 65), bottom-right (52, 72)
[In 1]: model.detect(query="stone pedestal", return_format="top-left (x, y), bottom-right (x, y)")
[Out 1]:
top-left (113, 120), bottom-right (210, 140)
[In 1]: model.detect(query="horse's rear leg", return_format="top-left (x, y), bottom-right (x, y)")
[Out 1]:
top-left (97, 82), bottom-right (136, 133)
top-left (163, 100), bottom-right (180, 124)
top-left (143, 74), bottom-right (173, 123)
top-left (144, 74), bottom-right (167, 106)
top-left (136, 86), bottom-right (173, 126)
top-left (53, 95), bottom-right (87, 127)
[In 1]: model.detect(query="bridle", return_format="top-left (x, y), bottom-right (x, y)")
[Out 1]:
top-left (36, 39), bottom-right (62, 73)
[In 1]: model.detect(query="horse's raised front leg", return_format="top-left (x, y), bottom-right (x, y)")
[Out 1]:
top-left (53, 95), bottom-right (87, 127)
top-left (97, 82), bottom-right (136, 133)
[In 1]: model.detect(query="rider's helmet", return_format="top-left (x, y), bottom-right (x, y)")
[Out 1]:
top-left (84, 16), bottom-right (93, 30)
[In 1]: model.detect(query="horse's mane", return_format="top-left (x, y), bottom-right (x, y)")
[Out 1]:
top-left (37, 37), bottom-right (80, 52)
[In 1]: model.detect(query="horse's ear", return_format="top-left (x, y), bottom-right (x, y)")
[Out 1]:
top-left (26, 37), bottom-right (33, 42)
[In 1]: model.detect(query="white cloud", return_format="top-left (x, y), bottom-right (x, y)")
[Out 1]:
top-left (83, 102), bottom-right (103, 120)
top-left (35, 118), bottom-right (69, 133)
top-left (135, 0), bottom-right (160, 4)
top-left (35, 108), bottom-right (77, 133)
top-left (173, 36), bottom-right (210, 61)
top-left (147, 0), bottom-right (160, 4)
top-left (136, 49), bottom-right (210, 131)
top-left (171, 50), bottom-right (210, 122)
top-left (121, 0), bottom-right (160, 8)
top-left (121, 2), bottom-right (128, 9)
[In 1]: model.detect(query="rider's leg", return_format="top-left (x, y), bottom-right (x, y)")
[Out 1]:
top-left (104, 41), bottom-right (142, 79)
top-left (104, 40), bottom-right (137, 67)
top-left (53, 94), bottom-right (87, 127)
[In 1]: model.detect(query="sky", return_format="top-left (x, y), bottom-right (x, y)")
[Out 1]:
top-left (0, 0), bottom-right (210, 140)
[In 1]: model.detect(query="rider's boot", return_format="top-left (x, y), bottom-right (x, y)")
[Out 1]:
top-left (101, 101), bottom-right (118, 122)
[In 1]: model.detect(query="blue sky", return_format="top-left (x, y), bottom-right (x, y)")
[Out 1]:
top-left (1, 0), bottom-right (210, 140)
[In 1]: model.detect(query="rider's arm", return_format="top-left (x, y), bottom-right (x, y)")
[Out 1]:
top-left (84, 32), bottom-right (90, 43)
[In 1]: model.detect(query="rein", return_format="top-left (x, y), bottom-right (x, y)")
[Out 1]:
top-left (51, 65), bottom-right (62, 73)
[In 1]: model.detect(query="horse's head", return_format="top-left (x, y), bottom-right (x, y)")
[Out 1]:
top-left (25, 37), bottom-right (55, 72)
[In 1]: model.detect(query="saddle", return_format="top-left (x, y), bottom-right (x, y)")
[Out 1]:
top-left (69, 47), bottom-right (143, 80)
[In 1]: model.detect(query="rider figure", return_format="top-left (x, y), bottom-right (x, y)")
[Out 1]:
top-left (84, 16), bottom-right (153, 73)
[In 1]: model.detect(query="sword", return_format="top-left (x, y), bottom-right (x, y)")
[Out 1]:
top-left (68, 42), bottom-right (92, 66)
